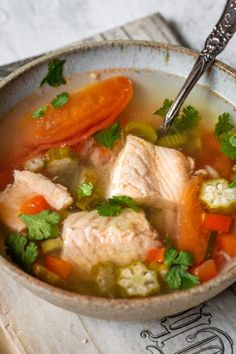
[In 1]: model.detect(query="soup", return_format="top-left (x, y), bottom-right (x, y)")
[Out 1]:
top-left (0, 58), bottom-right (236, 298)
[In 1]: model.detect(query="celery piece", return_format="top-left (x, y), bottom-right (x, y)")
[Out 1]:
top-left (33, 263), bottom-right (61, 285)
top-left (125, 121), bottom-right (158, 144)
top-left (117, 261), bottom-right (160, 297)
top-left (200, 178), bottom-right (236, 214)
top-left (157, 131), bottom-right (188, 148)
top-left (41, 238), bottom-right (63, 254)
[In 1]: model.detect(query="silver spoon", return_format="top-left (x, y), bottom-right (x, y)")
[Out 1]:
top-left (161, 0), bottom-right (236, 133)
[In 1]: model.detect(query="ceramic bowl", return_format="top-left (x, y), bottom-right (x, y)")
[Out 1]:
top-left (1, 41), bottom-right (236, 321)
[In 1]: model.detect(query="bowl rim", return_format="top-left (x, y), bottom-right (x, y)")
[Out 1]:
top-left (1, 39), bottom-right (236, 309)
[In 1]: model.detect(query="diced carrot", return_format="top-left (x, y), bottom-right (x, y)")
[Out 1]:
top-left (20, 195), bottom-right (52, 215)
top-left (146, 248), bottom-right (166, 264)
top-left (0, 76), bottom-right (133, 184)
top-left (203, 213), bottom-right (232, 233)
top-left (191, 259), bottom-right (218, 283)
top-left (44, 256), bottom-right (72, 280)
top-left (216, 233), bottom-right (236, 257)
top-left (177, 176), bottom-right (208, 263)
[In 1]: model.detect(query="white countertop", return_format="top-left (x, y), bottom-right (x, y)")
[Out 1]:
top-left (1, 0), bottom-right (236, 68)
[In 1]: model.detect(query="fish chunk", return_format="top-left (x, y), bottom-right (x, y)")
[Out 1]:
top-left (108, 135), bottom-right (191, 208)
top-left (62, 209), bottom-right (161, 276)
top-left (0, 170), bottom-right (73, 232)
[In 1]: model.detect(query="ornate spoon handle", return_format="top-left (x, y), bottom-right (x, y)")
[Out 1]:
top-left (162, 0), bottom-right (236, 131)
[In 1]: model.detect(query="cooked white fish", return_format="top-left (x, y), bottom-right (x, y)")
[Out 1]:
top-left (108, 135), bottom-right (191, 208)
top-left (62, 209), bottom-right (161, 276)
top-left (0, 170), bottom-right (73, 232)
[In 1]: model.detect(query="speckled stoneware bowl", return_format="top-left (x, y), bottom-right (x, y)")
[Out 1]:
top-left (1, 41), bottom-right (236, 321)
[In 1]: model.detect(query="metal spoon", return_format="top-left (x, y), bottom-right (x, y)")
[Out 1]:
top-left (161, 0), bottom-right (236, 133)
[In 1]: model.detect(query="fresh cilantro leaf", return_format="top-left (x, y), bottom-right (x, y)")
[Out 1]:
top-left (172, 106), bottom-right (200, 131)
top-left (95, 122), bottom-right (121, 150)
top-left (154, 99), bottom-right (173, 117)
top-left (111, 195), bottom-right (140, 211)
top-left (215, 112), bottom-right (234, 137)
top-left (96, 195), bottom-right (140, 217)
top-left (230, 135), bottom-right (236, 147)
top-left (164, 247), bottom-right (199, 290)
top-left (40, 58), bottom-right (66, 87)
top-left (78, 182), bottom-right (94, 197)
top-left (51, 92), bottom-right (69, 108)
top-left (228, 180), bottom-right (236, 188)
top-left (32, 105), bottom-right (48, 119)
top-left (18, 210), bottom-right (61, 240)
top-left (219, 132), bottom-right (236, 159)
top-left (5, 233), bottom-right (38, 272)
top-left (96, 200), bottom-right (122, 217)
top-left (165, 265), bottom-right (200, 290)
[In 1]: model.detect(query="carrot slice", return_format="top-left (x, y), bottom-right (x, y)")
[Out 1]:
top-left (44, 256), bottom-right (72, 280)
top-left (203, 213), bottom-right (232, 233)
top-left (0, 76), bottom-right (133, 182)
top-left (177, 176), bottom-right (208, 263)
top-left (145, 248), bottom-right (166, 264)
top-left (191, 259), bottom-right (218, 283)
top-left (20, 195), bottom-right (52, 215)
top-left (217, 233), bottom-right (236, 257)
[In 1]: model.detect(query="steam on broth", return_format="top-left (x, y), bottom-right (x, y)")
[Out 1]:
top-left (0, 58), bottom-right (236, 298)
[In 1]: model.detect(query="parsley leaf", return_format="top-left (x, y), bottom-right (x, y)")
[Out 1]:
top-left (219, 132), bottom-right (236, 159)
top-left (78, 182), bottom-right (94, 197)
top-left (164, 247), bottom-right (199, 290)
top-left (96, 195), bottom-right (140, 217)
top-left (18, 210), bottom-right (61, 240)
top-left (95, 122), bottom-right (121, 150)
top-left (154, 99), bottom-right (173, 117)
top-left (32, 105), bottom-right (48, 119)
top-left (40, 58), bottom-right (66, 87)
top-left (215, 112), bottom-right (234, 137)
top-left (172, 106), bottom-right (200, 131)
top-left (51, 92), bottom-right (69, 108)
top-left (5, 234), bottom-right (38, 272)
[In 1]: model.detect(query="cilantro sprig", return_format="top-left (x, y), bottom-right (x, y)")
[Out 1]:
top-left (40, 58), bottom-right (66, 87)
top-left (32, 105), bottom-right (48, 119)
top-left (95, 122), bottom-right (122, 150)
top-left (51, 92), bottom-right (69, 108)
top-left (214, 112), bottom-right (236, 159)
top-left (96, 195), bottom-right (140, 217)
top-left (5, 234), bottom-right (38, 272)
top-left (154, 99), bottom-right (200, 133)
top-left (18, 210), bottom-right (61, 240)
top-left (164, 247), bottom-right (200, 290)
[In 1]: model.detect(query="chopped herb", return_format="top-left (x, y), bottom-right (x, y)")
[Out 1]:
top-left (94, 122), bottom-right (121, 150)
top-left (164, 247), bottom-right (200, 290)
top-left (219, 132), bottom-right (236, 159)
top-left (40, 58), bottom-right (66, 87)
top-left (18, 210), bottom-right (61, 241)
top-left (172, 106), bottom-right (200, 131)
top-left (78, 182), bottom-right (94, 197)
top-left (154, 99), bottom-right (173, 117)
top-left (5, 234), bottom-right (38, 272)
top-left (51, 92), bottom-right (69, 108)
top-left (228, 180), bottom-right (236, 188)
top-left (215, 112), bottom-right (234, 137)
top-left (32, 105), bottom-right (48, 119)
top-left (96, 195), bottom-right (140, 217)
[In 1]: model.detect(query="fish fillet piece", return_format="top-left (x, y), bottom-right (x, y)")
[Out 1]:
top-left (0, 170), bottom-right (73, 232)
top-left (108, 135), bottom-right (191, 208)
top-left (62, 209), bottom-right (161, 276)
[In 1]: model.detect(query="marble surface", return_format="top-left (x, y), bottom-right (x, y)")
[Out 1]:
top-left (1, 0), bottom-right (236, 67)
